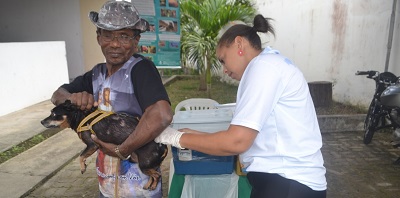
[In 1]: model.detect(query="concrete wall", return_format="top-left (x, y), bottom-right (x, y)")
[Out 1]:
top-left (255, 0), bottom-right (400, 106)
top-left (0, 0), bottom-right (84, 80)
top-left (0, 42), bottom-right (69, 116)
top-left (80, 0), bottom-right (108, 72)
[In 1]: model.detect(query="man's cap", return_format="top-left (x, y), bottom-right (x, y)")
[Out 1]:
top-left (89, 0), bottom-right (149, 32)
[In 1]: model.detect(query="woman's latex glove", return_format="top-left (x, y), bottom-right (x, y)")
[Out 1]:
top-left (155, 127), bottom-right (185, 149)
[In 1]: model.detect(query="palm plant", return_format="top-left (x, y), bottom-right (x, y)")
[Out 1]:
top-left (180, 0), bottom-right (256, 93)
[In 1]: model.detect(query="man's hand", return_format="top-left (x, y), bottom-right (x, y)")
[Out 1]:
top-left (155, 127), bottom-right (185, 149)
top-left (69, 91), bottom-right (97, 110)
top-left (51, 88), bottom-right (97, 110)
top-left (91, 134), bottom-right (119, 157)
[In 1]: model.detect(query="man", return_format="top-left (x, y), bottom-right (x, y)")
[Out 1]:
top-left (51, 1), bottom-right (172, 197)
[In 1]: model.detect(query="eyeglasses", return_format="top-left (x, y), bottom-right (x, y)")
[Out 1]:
top-left (100, 33), bottom-right (137, 45)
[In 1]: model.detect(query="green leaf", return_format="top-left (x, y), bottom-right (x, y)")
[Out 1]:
top-left (180, 0), bottom-right (257, 90)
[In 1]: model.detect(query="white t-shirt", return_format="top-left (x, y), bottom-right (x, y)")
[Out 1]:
top-left (232, 47), bottom-right (327, 191)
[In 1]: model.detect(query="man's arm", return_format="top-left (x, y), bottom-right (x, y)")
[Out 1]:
top-left (51, 87), bottom-right (72, 106)
top-left (91, 100), bottom-right (173, 158)
top-left (119, 100), bottom-right (172, 155)
top-left (51, 70), bottom-right (95, 110)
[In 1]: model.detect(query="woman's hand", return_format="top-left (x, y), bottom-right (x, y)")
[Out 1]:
top-left (155, 127), bottom-right (185, 149)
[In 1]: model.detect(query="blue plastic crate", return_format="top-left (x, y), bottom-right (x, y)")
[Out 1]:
top-left (172, 147), bottom-right (234, 175)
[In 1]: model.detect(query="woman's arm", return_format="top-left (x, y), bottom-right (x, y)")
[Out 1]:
top-left (157, 125), bottom-right (258, 156)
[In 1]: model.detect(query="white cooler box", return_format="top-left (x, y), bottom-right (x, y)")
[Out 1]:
top-left (170, 108), bottom-right (234, 175)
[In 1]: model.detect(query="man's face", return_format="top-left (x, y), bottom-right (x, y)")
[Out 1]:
top-left (97, 29), bottom-right (138, 67)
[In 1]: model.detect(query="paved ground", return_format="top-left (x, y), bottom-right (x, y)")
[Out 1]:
top-left (24, 148), bottom-right (173, 198)
top-left (23, 130), bottom-right (400, 198)
top-left (323, 131), bottom-right (400, 198)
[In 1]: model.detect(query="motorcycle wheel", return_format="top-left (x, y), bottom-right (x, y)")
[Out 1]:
top-left (364, 99), bottom-right (380, 144)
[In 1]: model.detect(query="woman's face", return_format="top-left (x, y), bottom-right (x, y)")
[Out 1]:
top-left (216, 41), bottom-right (247, 81)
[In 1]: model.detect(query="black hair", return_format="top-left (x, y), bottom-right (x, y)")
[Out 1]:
top-left (218, 14), bottom-right (275, 50)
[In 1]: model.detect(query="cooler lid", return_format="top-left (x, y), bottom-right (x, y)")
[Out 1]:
top-left (172, 108), bottom-right (233, 124)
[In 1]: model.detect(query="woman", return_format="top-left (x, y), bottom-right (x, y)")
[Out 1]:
top-left (156, 14), bottom-right (327, 198)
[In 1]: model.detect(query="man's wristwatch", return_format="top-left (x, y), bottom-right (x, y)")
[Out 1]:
top-left (114, 146), bottom-right (131, 160)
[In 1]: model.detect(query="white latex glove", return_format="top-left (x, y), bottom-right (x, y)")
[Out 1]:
top-left (155, 127), bottom-right (185, 149)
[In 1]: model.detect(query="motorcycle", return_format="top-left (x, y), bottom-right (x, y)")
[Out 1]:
top-left (355, 70), bottom-right (400, 145)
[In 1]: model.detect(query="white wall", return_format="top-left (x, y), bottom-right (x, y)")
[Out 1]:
top-left (390, 0), bottom-right (400, 76)
top-left (0, 0), bottom-right (84, 80)
top-left (0, 42), bottom-right (69, 116)
top-left (255, 0), bottom-right (400, 107)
